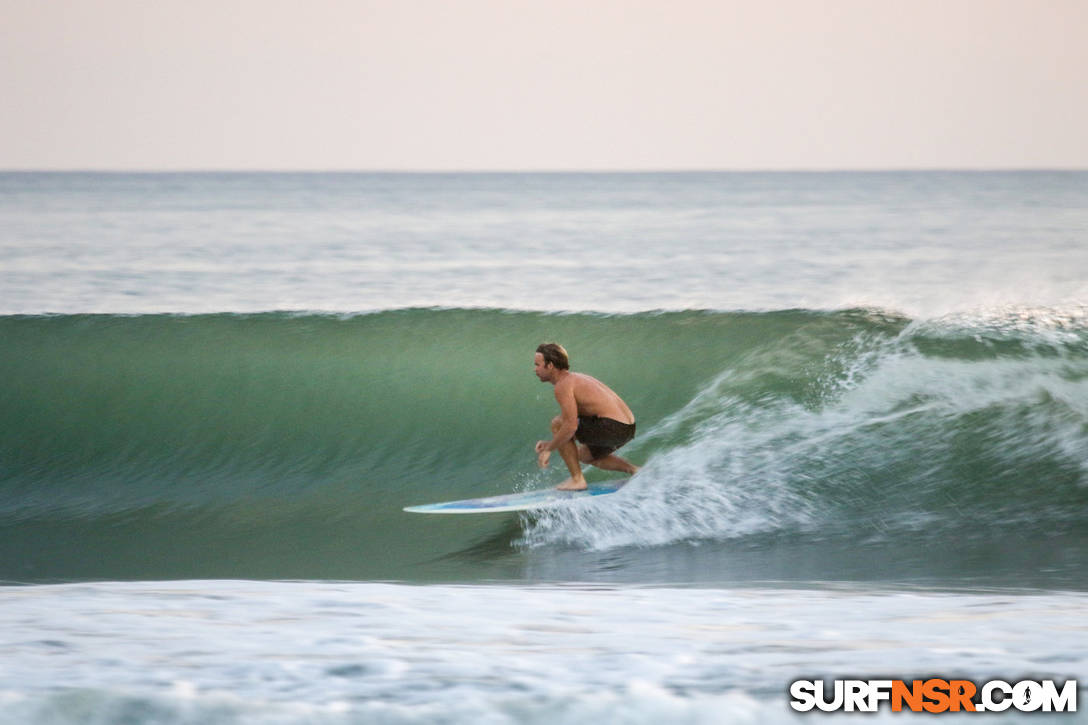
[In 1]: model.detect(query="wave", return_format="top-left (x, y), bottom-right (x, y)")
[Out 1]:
top-left (1, 307), bottom-right (1086, 581)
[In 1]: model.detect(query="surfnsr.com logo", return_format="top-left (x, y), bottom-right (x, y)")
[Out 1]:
top-left (789, 679), bottom-right (1078, 713)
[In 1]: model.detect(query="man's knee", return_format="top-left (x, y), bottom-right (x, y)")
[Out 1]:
top-left (550, 416), bottom-right (563, 433)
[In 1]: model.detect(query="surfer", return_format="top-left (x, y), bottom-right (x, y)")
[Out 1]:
top-left (533, 342), bottom-right (639, 490)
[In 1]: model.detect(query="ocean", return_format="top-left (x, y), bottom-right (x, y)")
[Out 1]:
top-left (1, 171), bottom-right (1086, 723)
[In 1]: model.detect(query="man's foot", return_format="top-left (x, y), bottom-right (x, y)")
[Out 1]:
top-left (556, 478), bottom-right (588, 491)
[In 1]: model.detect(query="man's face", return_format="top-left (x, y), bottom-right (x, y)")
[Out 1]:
top-left (533, 353), bottom-right (554, 382)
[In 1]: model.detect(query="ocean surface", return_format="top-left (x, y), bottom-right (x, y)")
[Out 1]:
top-left (1, 171), bottom-right (1086, 723)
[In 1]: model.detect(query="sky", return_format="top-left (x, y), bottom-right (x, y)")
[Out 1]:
top-left (1, 0), bottom-right (1086, 171)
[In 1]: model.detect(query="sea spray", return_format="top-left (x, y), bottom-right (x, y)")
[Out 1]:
top-left (521, 308), bottom-right (1088, 551)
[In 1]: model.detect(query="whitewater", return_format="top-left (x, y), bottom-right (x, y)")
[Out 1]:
top-left (1, 171), bottom-right (1086, 723)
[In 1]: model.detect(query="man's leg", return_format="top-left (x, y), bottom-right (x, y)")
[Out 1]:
top-left (578, 445), bottom-right (640, 475)
top-left (551, 417), bottom-right (588, 490)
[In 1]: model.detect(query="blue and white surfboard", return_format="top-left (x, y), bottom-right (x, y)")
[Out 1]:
top-left (403, 479), bottom-right (629, 514)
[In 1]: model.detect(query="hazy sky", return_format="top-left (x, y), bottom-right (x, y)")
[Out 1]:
top-left (1, 0), bottom-right (1086, 170)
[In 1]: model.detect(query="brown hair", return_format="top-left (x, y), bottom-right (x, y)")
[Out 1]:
top-left (536, 342), bottom-right (569, 370)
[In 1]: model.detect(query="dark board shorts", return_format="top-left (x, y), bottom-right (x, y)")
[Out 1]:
top-left (575, 416), bottom-right (636, 460)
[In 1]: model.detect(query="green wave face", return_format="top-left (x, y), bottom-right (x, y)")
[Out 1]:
top-left (2, 308), bottom-right (1086, 583)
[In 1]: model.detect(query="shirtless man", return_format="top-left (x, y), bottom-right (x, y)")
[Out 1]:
top-left (533, 342), bottom-right (639, 490)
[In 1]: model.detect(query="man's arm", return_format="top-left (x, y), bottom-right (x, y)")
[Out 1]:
top-left (546, 381), bottom-right (579, 451)
top-left (535, 379), bottom-right (579, 468)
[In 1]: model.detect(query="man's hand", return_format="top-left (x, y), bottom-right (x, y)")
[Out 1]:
top-left (535, 441), bottom-right (551, 468)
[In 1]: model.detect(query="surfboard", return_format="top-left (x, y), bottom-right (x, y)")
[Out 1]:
top-left (403, 479), bottom-right (629, 514)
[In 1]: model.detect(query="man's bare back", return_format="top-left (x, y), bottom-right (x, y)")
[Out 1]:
top-left (556, 372), bottom-right (635, 425)
top-left (533, 343), bottom-right (639, 490)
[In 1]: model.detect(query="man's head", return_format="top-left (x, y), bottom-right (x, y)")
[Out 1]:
top-left (534, 342), bottom-right (569, 382)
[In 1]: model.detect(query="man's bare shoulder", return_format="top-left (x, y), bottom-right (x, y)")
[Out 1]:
top-left (568, 372), bottom-right (605, 387)
top-left (559, 373), bottom-right (590, 394)
top-left (552, 373), bottom-right (576, 396)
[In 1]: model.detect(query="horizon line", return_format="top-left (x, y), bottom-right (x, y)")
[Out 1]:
top-left (2, 166), bottom-right (1087, 174)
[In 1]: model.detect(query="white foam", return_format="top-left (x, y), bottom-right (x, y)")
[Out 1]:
top-left (0, 581), bottom-right (1084, 725)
